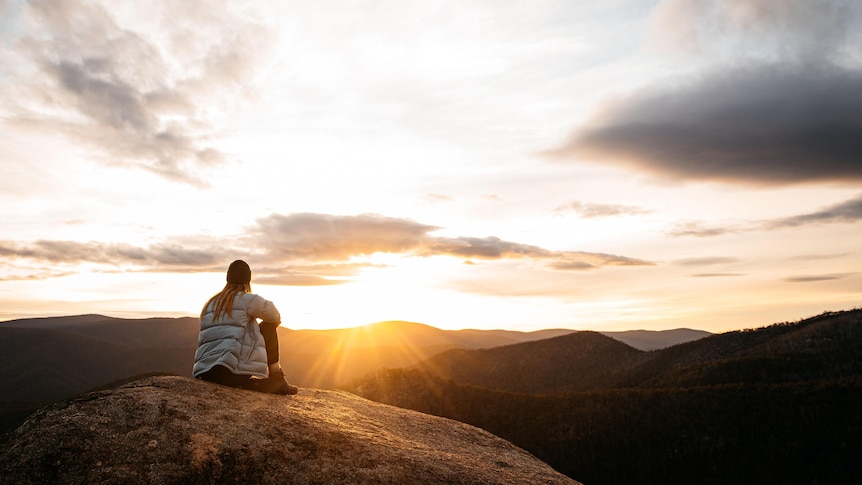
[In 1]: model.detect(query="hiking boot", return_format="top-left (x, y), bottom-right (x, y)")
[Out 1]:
top-left (254, 369), bottom-right (299, 395)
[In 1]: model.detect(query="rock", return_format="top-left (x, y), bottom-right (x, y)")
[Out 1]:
top-left (0, 376), bottom-right (579, 484)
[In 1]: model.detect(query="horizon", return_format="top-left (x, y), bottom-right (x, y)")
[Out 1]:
top-left (3, 307), bottom-right (857, 335)
top-left (1, 1), bottom-right (861, 334)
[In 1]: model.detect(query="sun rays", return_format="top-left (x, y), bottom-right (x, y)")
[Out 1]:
top-left (286, 321), bottom-right (455, 389)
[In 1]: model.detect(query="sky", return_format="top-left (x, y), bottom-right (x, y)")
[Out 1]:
top-left (1, 0), bottom-right (860, 332)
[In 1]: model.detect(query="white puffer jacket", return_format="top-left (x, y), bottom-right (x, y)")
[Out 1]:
top-left (193, 292), bottom-right (280, 378)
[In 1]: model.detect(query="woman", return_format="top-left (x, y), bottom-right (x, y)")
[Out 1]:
top-left (193, 260), bottom-right (298, 395)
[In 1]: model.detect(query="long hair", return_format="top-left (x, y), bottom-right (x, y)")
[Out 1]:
top-left (203, 282), bottom-right (252, 320)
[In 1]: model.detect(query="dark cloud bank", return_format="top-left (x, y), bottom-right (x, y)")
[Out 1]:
top-left (553, 65), bottom-right (862, 185)
top-left (552, 0), bottom-right (862, 186)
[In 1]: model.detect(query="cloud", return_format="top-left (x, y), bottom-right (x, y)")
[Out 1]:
top-left (250, 262), bottom-right (381, 287)
top-left (674, 256), bottom-right (744, 277)
top-left (0, 212), bottom-right (654, 283)
top-left (249, 213), bottom-right (441, 261)
top-left (2, 0), bottom-right (274, 185)
top-left (551, 252), bottom-right (654, 270)
top-left (0, 269), bottom-right (78, 282)
top-left (554, 200), bottom-right (650, 218)
top-left (784, 273), bottom-right (854, 283)
top-left (551, 65), bottom-right (862, 185)
top-left (667, 221), bottom-right (738, 238)
top-left (424, 236), bottom-right (652, 269)
top-left (545, 261), bottom-right (594, 271)
top-left (765, 194), bottom-right (862, 228)
top-left (249, 213), bottom-right (654, 270)
top-left (550, 0), bottom-right (862, 186)
top-left (0, 239), bottom-right (223, 267)
top-left (690, 273), bottom-right (745, 278)
top-left (647, 0), bottom-right (861, 62)
top-left (668, 194), bottom-right (862, 237)
top-left (674, 257), bottom-right (740, 266)
top-left (421, 236), bottom-right (552, 259)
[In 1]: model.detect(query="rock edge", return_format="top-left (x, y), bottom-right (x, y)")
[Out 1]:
top-left (0, 376), bottom-right (578, 484)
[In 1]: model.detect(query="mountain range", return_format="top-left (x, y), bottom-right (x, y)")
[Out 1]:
top-left (0, 314), bottom-right (708, 403)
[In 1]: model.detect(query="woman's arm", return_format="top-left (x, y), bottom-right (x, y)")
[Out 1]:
top-left (248, 294), bottom-right (281, 326)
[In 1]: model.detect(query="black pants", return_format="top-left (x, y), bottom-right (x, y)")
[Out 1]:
top-left (259, 320), bottom-right (280, 365)
top-left (198, 321), bottom-right (280, 388)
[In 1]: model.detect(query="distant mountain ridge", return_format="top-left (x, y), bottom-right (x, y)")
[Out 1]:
top-left (0, 317), bottom-right (199, 402)
top-left (0, 314), bottom-right (709, 402)
top-left (377, 309), bottom-right (862, 396)
top-left (615, 308), bottom-right (862, 388)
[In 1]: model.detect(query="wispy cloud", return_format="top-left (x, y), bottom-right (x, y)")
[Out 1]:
top-left (765, 194), bottom-right (862, 229)
top-left (0, 239), bottom-right (222, 267)
top-left (2, 0), bottom-right (274, 185)
top-left (0, 212), bottom-right (654, 283)
top-left (554, 200), bottom-right (651, 218)
top-left (674, 256), bottom-right (744, 277)
top-left (674, 257), bottom-right (740, 266)
top-left (647, 0), bottom-right (860, 62)
top-left (668, 194), bottom-right (862, 237)
top-left (666, 221), bottom-right (739, 238)
top-left (250, 213), bottom-right (655, 270)
top-left (784, 273), bottom-right (855, 283)
top-left (690, 273), bottom-right (746, 278)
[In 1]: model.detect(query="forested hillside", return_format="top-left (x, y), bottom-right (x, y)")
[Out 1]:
top-left (345, 309), bottom-right (862, 485)
top-left (416, 331), bottom-right (645, 394)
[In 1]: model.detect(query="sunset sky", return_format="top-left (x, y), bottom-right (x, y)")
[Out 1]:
top-left (1, 0), bottom-right (860, 332)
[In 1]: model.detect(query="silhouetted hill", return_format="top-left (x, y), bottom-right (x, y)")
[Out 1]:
top-left (449, 327), bottom-right (578, 348)
top-left (405, 310), bottom-right (862, 395)
top-left (0, 325), bottom-right (195, 402)
top-left (0, 376), bottom-right (578, 484)
top-left (416, 331), bottom-right (645, 394)
top-left (619, 309), bottom-right (862, 388)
